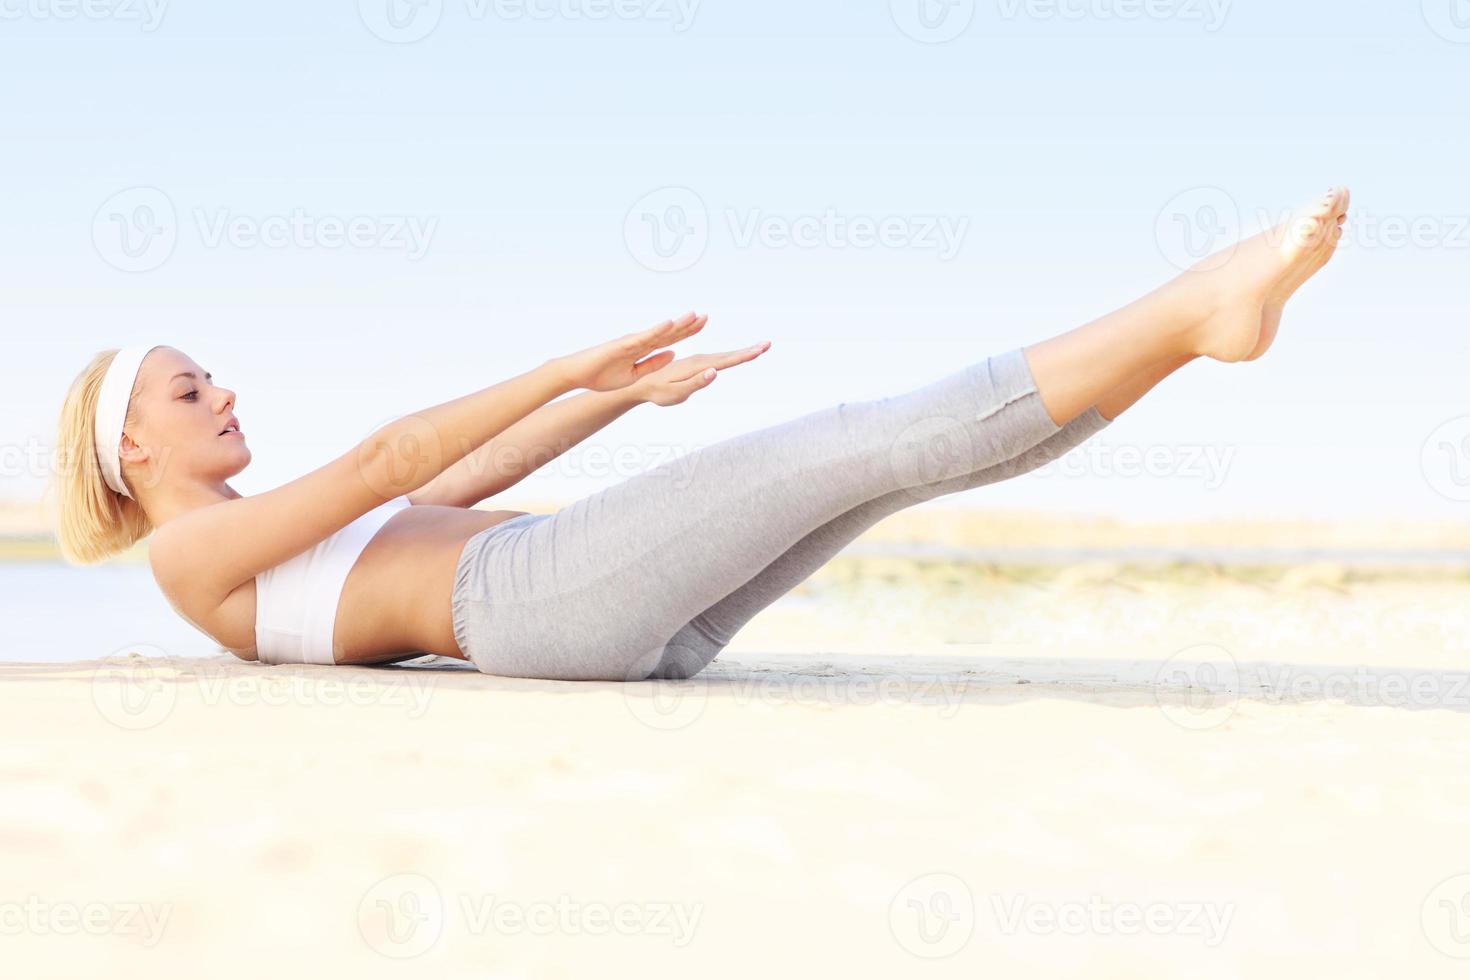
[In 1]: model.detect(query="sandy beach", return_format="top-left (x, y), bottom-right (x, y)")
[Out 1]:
top-left (6, 514), bottom-right (1470, 978)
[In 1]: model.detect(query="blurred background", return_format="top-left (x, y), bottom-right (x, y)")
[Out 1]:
top-left (3, 0), bottom-right (1468, 662)
top-left (8, 8), bottom-right (1470, 978)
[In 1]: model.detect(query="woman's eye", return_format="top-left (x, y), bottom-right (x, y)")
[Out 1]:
top-left (182, 390), bottom-right (198, 400)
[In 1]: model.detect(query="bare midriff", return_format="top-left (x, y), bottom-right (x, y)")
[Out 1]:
top-left (207, 504), bottom-right (531, 665)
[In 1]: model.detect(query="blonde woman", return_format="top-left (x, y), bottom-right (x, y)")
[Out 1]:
top-left (51, 188), bottom-right (1350, 682)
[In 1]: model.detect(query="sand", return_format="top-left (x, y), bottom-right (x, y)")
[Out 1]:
top-left (6, 565), bottom-right (1470, 978)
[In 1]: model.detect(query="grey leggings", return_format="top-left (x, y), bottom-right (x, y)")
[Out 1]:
top-left (450, 347), bottom-right (1111, 681)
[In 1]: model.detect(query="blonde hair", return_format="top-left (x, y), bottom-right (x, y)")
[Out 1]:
top-left (46, 349), bottom-right (154, 564)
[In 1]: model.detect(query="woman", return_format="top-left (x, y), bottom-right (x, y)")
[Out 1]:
top-left (50, 188), bottom-right (1350, 682)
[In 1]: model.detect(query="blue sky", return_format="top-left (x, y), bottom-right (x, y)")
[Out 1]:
top-left (3, 0), bottom-right (1469, 520)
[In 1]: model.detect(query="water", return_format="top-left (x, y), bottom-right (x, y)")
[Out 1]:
top-left (2, 562), bottom-right (223, 664)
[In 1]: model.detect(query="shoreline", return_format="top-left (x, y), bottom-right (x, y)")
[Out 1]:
top-left (7, 498), bottom-right (1470, 563)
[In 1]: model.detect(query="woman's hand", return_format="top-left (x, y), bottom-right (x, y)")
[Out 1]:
top-left (551, 312), bottom-right (709, 393)
top-left (629, 339), bottom-right (772, 407)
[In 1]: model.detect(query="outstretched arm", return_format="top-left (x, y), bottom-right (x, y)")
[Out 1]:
top-left (151, 358), bottom-right (575, 606)
top-left (410, 335), bottom-right (774, 508)
top-left (151, 313), bottom-right (710, 610)
top-left (409, 387), bottom-right (643, 508)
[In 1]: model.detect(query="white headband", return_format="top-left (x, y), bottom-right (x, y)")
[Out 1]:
top-left (93, 344), bottom-right (160, 499)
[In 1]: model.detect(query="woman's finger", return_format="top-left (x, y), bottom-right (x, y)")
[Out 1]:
top-left (707, 340), bottom-right (770, 369)
top-left (667, 340), bottom-right (770, 377)
top-left (659, 314), bottom-right (706, 351)
top-left (627, 311), bottom-right (701, 356)
top-left (632, 349), bottom-right (676, 378)
top-left (672, 366), bottom-right (717, 397)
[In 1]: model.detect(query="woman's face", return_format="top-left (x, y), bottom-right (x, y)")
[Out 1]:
top-left (120, 347), bottom-right (249, 493)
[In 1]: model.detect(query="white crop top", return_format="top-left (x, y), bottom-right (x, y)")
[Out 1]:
top-left (253, 495), bottom-right (411, 665)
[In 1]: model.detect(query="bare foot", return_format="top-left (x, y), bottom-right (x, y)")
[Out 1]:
top-left (1183, 187), bottom-right (1350, 362)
